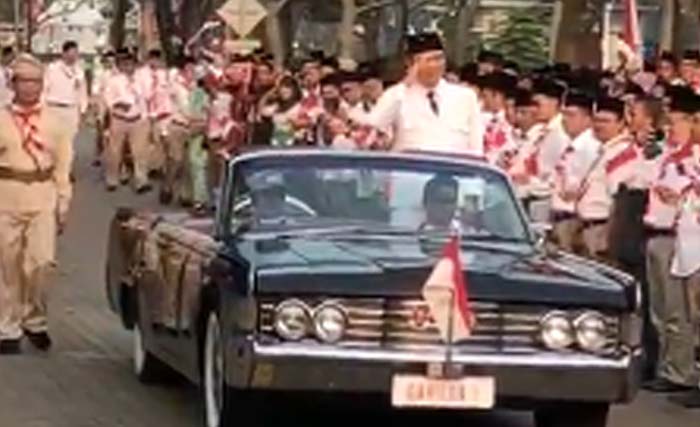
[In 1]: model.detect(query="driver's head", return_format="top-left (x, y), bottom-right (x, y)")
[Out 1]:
top-left (249, 172), bottom-right (286, 219)
top-left (422, 174), bottom-right (459, 228)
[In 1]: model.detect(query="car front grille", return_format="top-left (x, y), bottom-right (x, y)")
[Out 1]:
top-left (259, 298), bottom-right (620, 354)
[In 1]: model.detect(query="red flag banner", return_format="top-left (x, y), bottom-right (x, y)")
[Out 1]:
top-left (421, 235), bottom-right (475, 342)
top-left (623, 0), bottom-right (642, 55)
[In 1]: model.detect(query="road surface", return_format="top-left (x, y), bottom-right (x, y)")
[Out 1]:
top-left (0, 131), bottom-right (698, 426)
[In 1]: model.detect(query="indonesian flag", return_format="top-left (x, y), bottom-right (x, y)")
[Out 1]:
top-left (621, 0), bottom-right (642, 64)
top-left (421, 234), bottom-right (475, 342)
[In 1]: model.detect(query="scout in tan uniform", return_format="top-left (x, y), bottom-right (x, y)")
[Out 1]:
top-left (0, 55), bottom-right (73, 354)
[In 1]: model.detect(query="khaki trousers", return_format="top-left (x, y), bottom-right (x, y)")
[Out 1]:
top-left (0, 210), bottom-right (56, 340)
top-left (684, 271), bottom-right (700, 348)
top-left (647, 235), bottom-right (698, 386)
top-left (106, 118), bottom-right (150, 189)
top-left (150, 120), bottom-right (167, 173)
top-left (161, 123), bottom-right (191, 201)
top-left (553, 217), bottom-right (581, 253)
top-left (582, 221), bottom-right (609, 261)
top-left (46, 105), bottom-right (80, 144)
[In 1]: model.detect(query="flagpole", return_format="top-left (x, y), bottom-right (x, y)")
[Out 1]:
top-left (445, 287), bottom-right (455, 377)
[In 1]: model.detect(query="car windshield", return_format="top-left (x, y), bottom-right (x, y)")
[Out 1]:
top-left (230, 155), bottom-right (530, 243)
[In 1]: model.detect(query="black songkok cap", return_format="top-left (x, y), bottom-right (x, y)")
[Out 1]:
top-left (532, 78), bottom-right (566, 101)
top-left (659, 51), bottom-right (677, 65)
top-left (358, 62), bottom-right (381, 80)
top-left (477, 50), bottom-right (503, 65)
top-left (514, 88), bottom-right (535, 107)
top-left (481, 72), bottom-right (514, 95)
top-left (406, 32), bottom-right (444, 55)
top-left (682, 49), bottom-right (700, 61)
top-left (460, 62), bottom-right (480, 85)
top-left (669, 87), bottom-right (700, 114)
top-left (320, 73), bottom-right (343, 88)
top-left (564, 91), bottom-right (594, 112)
top-left (595, 96), bottom-right (625, 117)
top-left (339, 70), bottom-right (363, 84)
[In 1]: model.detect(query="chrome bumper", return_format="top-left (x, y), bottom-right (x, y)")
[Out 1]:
top-left (226, 340), bottom-right (642, 404)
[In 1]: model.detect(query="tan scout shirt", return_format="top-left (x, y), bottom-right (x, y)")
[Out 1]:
top-left (0, 106), bottom-right (73, 214)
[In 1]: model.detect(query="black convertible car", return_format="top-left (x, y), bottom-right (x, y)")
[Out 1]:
top-left (105, 149), bottom-right (642, 427)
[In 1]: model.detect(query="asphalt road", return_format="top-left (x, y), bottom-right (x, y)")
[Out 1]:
top-left (0, 131), bottom-right (698, 427)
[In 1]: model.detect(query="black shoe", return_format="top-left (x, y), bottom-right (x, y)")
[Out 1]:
top-left (25, 331), bottom-right (52, 351)
top-left (148, 170), bottom-right (163, 180)
top-left (106, 184), bottom-right (117, 192)
top-left (0, 339), bottom-right (22, 355)
top-left (178, 198), bottom-right (193, 208)
top-left (136, 184), bottom-right (152, 195)
top-left (642, 378), bottom-right (693, 393)
top-left (159, 191), bottom-right (173, 205)
top-left (668, 389), bottom-right (700, 408)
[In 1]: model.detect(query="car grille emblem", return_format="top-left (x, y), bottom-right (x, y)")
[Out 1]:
top-left (411, 305), bottom-right (434, 330)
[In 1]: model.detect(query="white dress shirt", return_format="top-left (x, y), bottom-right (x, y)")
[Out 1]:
top-left (0, 65), bottom-right (12, 108)
top-left (366, 79), bottom-right (483, 155)
top-left (576, 133), bottom-right (640, 220)
top-left (644, 144), bottom-right (694, 230)
top-left (671, 147), bottom-right (700, 277)
top-left (551, 129), bottom-right (601, 213)
top-left (43, 60), bottom-right (88, 114)
top-left (528, 114), bottom-right (569, 198)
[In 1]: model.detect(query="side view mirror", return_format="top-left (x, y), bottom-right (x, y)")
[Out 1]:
top-left (530, 222), bottom-right (553, 247)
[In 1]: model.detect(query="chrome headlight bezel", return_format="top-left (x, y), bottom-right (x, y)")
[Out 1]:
top-left (540, 310), bottom-right (575, 351)
top-left (573, 311), bottom-right (609, 354)
top-left (273, 299), bottom-right (311, 341)
top-left (313, 302), bottom-right (348, 344)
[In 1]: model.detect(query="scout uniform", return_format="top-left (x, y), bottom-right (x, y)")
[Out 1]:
top-left (551, 127), bottom-right (600, 252)
top-left (162, 65), bottom-right (197, 204)
top-left (0, 55), bottom-right (73, 352)
top-left (577, 99), bottom-right (642, 260)
top-left (43, 57), bottom-right (88, 144)
top-left (103, 55), bottom-right (150, 192)
top-left (512, 80), bottom-right (568, 223)
top-left (480, 72), bottom-right (516, 165)
top-left (135, 62), bottom-right (172, 174)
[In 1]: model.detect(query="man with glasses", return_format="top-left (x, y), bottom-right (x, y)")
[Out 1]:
top-left (0, 54), bottom-right (74, 354)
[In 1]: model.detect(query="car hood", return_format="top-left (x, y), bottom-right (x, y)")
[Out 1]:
top-left (232, 236), bottom-right (633, 310)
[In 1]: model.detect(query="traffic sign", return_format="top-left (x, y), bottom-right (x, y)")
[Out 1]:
top-left (217, 0), bottom-right (268, 38)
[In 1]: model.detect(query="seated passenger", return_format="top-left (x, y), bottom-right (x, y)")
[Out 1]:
top-left (248, 173), bottom-right (288, 220)
top-left (420, 174), bottom-right (459, 231)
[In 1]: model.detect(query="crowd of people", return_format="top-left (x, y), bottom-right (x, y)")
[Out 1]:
top-left (1, 31), bottom-right (700, 408)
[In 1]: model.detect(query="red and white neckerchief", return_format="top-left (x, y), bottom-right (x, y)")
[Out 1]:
top-left (9, 104), bottom-right (51, 170)
top-left (605, 137), bottom-right (639, 176)
top-left (524, 124), bottom-right (550, 176)
top-left (483, 114), bottom-right (508, 155)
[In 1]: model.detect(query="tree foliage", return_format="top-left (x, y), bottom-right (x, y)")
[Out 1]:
top-left (484, 8), bottom-right (549, 70)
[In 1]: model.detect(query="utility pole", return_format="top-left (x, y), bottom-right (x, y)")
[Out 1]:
top-left (13, 0), bottom-right (21, 50)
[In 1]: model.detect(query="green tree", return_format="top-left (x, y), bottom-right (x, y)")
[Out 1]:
top-left (484, 8), bottom-right (549, 70)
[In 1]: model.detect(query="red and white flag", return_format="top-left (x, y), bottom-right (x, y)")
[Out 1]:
top-left (622, 0), bottom-right (642, 58)
top-left (421, 234), bottom-right (475, 342)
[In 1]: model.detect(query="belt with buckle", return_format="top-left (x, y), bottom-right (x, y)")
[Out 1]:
top-left (581, 218), bottom-right (607, 229)
top-left (0, 167), bottom-right (54, 183)
top-left (551, 211), bottom-right (577, 223)
top-left (112, 113), bottom-right (142, 122)
top-left (48, 101), bottom-right (76, 109)
top-left (645, 227), bottom-right (676, 238)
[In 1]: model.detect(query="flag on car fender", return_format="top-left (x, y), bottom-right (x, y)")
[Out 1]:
top-left (421, 234), bottom-right (475, 342)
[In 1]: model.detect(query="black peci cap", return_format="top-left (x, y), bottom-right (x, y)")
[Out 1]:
top-left (406, 32), bottom-right (444, 55)
top-left (682, 49), bottom-right (700, 62)
top-left (460, 62), bottom-right (480, 85)
top-left (532, 78), bottom-right (566, 101)
top-left (514, 88), bottom-right (535, 107)
top-left (320, 72), bottom-right (343, 88)
top-left (481, 72), bottom-right (515, 95)
top-left (659, 51), bottom-right (677, 65)
top-left (669, 86), bottom-right (700, 114)
top-left (595, 96), bottom-right (625, 117)
top-left (564, 91), bottom-right (594, 112)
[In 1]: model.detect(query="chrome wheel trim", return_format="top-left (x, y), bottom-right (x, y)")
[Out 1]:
top-left (133, 323), bottom-right (146, 376)
top-left (204, 312), bottom-right (224, 427)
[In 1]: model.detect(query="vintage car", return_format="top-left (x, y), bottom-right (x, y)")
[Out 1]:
top-left (105, 149), bottom-right (642, 427)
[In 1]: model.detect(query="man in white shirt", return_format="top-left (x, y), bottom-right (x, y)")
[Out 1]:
top-left (513, 79), bottom-right (568, 222)
top-left (92, 51), bottom-right (118, 166)
top-left (643, 89), bottom-right (700, 394)
top-left (42, 41), bottom-right (88, 144)
top-left (505, 89), bottom-right (542, 201)
top-left (480, 72), bottom-right (516, 164)
top-left (366, 32), bottom-right (482, 155)
top-left (0, 46), bottom-right (15, 108)
top-left (103, 49), bottom-right (151, 193)
top-left (551, 91), bottom-right (600, 252)
top-left (340, 71), bottom-right (368, 124)
top-left (135, 49), bottom-right (172, 175)
top-left (577, 97), bottom-right (640, 260)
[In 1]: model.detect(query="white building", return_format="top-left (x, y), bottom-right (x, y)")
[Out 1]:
top-left (31, 0), bottom-right (109, 55)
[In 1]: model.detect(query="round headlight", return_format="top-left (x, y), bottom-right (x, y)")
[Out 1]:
top-left (540, 311), bottom-right (574, 350)
top-left (313, 303), bottom-right (347, 344)
top-left (574, 311), bottom-right (608, 354)
top-left (274, 299), bottom-right (310, 341)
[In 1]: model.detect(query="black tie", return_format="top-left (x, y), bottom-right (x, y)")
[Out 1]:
top-left (427, 90), bottom-right (439, 116)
